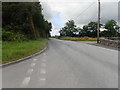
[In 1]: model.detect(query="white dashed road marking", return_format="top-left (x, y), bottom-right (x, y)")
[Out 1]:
top-left (43, 53), bottom-right (47, 58)
top-left (21, 77), bottom-right (30, 87)
top-left (27, 69), bottom-right (33, 75)
top-left (40, 69), bottom-right (46, 74)
top-left (39, 78), bottom-right (46, 86)
top-left (43, 53), bottom-right (46, 56)
top-left (40, 78), bottom-right (46, 81)
top-left (33, 59), bottom-right (37, 61)
top-left (42, 59), bottom-right (46, 62)
top-left (41, 63), bottom-right (46, 67)
top-left (30, 63), bottom-right (36, 67)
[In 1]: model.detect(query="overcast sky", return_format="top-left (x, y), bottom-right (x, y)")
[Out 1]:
top-left (40, 0), bottom-right (119, 36)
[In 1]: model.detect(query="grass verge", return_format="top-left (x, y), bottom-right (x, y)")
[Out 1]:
top-left (0, 41), bottom-right (2, 64)
top-left (2, 38), bottom-right (47, 64)
top-left (58, 37), bottom-right (97, 41)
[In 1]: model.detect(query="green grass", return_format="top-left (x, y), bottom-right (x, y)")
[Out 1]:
top-left (2, 38), bottom-right (47, 64)
top-left (0, 41), bottom-right (2, 64)
top-left (58, 37), bottom-right (97, 41)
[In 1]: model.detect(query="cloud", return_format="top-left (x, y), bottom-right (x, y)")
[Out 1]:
top-left (100, 2), bottom-right (118, 23)
top-left (40, 0), bottom-right (119, 36)
top-left (41, 2), bottom-right (56, 21)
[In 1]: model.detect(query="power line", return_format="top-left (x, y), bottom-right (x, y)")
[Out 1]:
top-left (74, 1), bottom-right (96, 20)
top-left (54, 1), bottom-right (97, 32)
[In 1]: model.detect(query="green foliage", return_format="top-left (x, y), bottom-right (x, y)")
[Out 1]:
top-left (60, 19), bottom-right (119, 38)
top-left (80, 22), bottom-right (102, 37)
top-left (103, 20), bottom-right (118, 37)
top-left (0, 40), bottom-right (1, 64)
top-left (59, 21), bottom-right (103, 37)
top-left (0, 30), bottom-right (1, 40)
top-left (58, 37), bottom-right (97, 41)
top-left (2, 2), bottom-right (52, 41)
top-left (2, 30), bottom-right (27, 41)
top-left (59, 20), bottom-right (78, 37)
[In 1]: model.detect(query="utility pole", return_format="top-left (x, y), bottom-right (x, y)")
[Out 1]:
top-left (97, 0), bottom-right (100, 43)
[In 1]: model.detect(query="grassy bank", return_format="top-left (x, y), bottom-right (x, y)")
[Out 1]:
top-left (58, 37), bottom-right (97, 41)
top-left (0, 41), bottom-right (2, 64)
top-left (2, 38), bottom-right (47, 64)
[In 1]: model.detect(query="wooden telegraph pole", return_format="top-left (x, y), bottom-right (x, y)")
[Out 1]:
top-left (97, 0), bottom-right (100, 43)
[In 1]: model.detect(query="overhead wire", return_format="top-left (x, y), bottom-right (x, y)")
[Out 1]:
top-left (73, 1), bottom-right (96, 20)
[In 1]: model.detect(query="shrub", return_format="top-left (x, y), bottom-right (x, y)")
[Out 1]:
top-left (2, 30), bottom-right (27, 41)
top-left (59, 37), bottom-right (97, 41)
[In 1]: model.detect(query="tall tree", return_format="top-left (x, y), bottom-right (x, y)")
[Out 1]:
top-left (81, 22), bottom-right (102, 37)
top-left (59, 20), bottom-right (78, 37)
top-left (104, 20), bottom-right (118, 37)
top-left (2, 2), bottom-right (52, 41)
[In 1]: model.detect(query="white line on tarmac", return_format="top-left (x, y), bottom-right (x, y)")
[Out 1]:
top-left (39, 78), bottom-right (46, 86)
top-left (43, 53), bottom-right (47, 58)
top-left (43, 53), bottom-right (46, 56)
top-left (33, 59), bottom-right (37, 61)
top-left (41, 63), bottom-right (46, 67)
top-left (27, 69), bottom-right (33, 75)
top-left (30, 63), bottom-right (36, 67)
top-left (40, 78), bottom-right (46, 81)
top-left (40, 69), bottom-right (46, 74)
top-left (42, 59), bottom-right (46, 62)
top-left (21, 77), bottom-right (30, 87)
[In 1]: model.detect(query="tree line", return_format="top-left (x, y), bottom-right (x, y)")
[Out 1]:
top-left (2, 2), bottom-right (52, 41)
top-left (59, 20), bottom-right (119, 37)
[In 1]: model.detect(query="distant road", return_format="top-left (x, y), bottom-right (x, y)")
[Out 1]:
top-left (3, 38), bottom-right (118, 88)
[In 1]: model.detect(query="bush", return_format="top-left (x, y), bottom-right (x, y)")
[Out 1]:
top-left (0, 30), bottom-right (2, 40)
top-left (59, 37), bottom-right (97, 41)
top-left (2, 30), bottom-right (27, 41)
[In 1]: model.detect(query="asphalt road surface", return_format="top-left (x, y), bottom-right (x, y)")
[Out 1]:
top-left (2, 38), bottom-right (118, 88)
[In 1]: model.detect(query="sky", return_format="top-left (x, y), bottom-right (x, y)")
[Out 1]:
top-left (40, 0), bottom-right (119, 36)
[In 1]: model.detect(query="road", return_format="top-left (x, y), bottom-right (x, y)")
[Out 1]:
top-left (2, 38), bottom-right (118, 88)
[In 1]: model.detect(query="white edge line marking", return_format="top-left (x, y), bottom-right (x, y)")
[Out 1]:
top-left (21, 77), bottom-right (30, 87)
